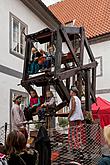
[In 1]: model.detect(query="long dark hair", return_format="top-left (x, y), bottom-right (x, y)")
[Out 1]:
top-left (6, 130), bottom-right (26, 154)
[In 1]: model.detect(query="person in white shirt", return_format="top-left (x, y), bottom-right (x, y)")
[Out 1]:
top-left (11, 95), bottom-right (26, 131)
top-left (68, 86), bottom-right (84, 126)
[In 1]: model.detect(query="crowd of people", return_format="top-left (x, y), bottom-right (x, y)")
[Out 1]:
top-left (1, 86), bottom-right (110, 164)
top-left (11, 89), bottom-right (55, 131)
top-left (0, 126), bottom-right (51, 165)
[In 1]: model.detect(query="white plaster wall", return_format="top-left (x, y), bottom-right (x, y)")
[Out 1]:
top-left (0, 0), bottom-right (47, 73)
top-left (90, 41), bottom-right (110, 90)
top-left (83, 40), bottom-right (110, 100)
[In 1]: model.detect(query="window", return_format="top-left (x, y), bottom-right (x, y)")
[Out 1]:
top-left (95, 56), bottom-right (103, 77)
top-left (89, 56), bottom-right (103, 77)
top-left (10, 13), bottom-right (28, 59)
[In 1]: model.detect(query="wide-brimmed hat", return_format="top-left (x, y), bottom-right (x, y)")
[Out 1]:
top-left (13, 95), bottom-right (22, 102)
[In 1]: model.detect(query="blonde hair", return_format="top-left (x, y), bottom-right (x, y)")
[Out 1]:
top-left (104, 125), bottom-right (110, 145)
top-left (46, 91), bottom-right (53, 98)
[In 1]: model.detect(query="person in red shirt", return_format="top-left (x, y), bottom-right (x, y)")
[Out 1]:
top-left (29, 89), bottom-right (40, 113)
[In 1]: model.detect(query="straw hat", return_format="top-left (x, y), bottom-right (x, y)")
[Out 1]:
top-left (104, 125), bottom-right (110, 145)
top-left (13, 95), bottom-right (22, 102)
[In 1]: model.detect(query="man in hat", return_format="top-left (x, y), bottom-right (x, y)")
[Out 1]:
top-left (68, 86), bottom-right (84, 126)
top-left (11, 95), bottom-right (26, 131)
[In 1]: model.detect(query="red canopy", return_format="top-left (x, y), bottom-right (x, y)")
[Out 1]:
top-left (91, 97), bottom-right (110, 128)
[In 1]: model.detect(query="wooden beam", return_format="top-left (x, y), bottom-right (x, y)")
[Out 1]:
top-left (85, 70), bottom-right (91, 111)
top-left (77, 27), bottom-right (85, 98)
top-left (55, 29), bottom-right (62, 76)
top-left (21, 83), bottom-right (34, 94)
top-left (53, 82), bottom-right (66, 101)
top-left (22, 38), bottom-right (31, 80)
top-left (92, 68), bottom-right (97, 95)
top-left (58, 61), bottom-right (97, 80)
top-left (53, 79), bottom-right (70, 102)
top-left (64, 63), bottom-right (71, 91)
top-left (55, 101), bottom-right (67, 112)
top-left (80, 27), bottom-right (84, 65)
top-left (55, 113), bottom-right (69, 117)
top-left (84, 36), bottom-right (95, 62)
top-left (64, 27), bottom-right (80, 34)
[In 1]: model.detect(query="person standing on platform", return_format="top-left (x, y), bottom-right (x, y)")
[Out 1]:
top-left (11, 95), bottom-right (26, 131)
top-left (68, 86), bottom-right (84, 126)
top-left (68, 86), bottom-right (84, 151)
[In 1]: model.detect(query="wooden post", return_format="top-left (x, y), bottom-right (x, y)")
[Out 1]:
top-left (84, 36), bottom-right (95, 62)
top-left (22, 38), bottom-right (32, 80)
top-left (77, 27), bottom-right (84, 98)
top-left (85, 69), bottom-right (91, 111)
top-left (92, 67), bottom-right (97, 96)
top-left (55, 29), bottom-right (62, 77)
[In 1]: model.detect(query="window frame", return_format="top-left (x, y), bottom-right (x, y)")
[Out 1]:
top-left (95, 56), bottom-right (103, 77)
top-left (9, 12), bottom-right (28, 59)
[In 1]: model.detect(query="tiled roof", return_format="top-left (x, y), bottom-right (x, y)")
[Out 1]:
top-left (49, 0), bottom-right (110, 38)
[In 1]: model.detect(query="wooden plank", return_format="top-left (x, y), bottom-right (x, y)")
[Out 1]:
top-left (58, 61), bottom-right (97, 80)
top-left (84, 36), bottom-right (95, 62)
top-left (64, 27), bottom-right (80, 34)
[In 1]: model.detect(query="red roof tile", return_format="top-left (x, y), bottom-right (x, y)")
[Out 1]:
top-left (49, 0), bottom-right (110, 38)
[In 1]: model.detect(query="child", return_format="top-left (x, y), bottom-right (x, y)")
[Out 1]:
top-left (42, 91), bottom-right (55, 110)
top-left (28, 48), bottom-right (42, 74)
top-left (29, 89), bottom-right (40, 113)
top-left (29, 89), bottom-right (45, 121)
top-left (98, 125), bottom-right (110, 165)
top-left (39, 49), bottom-right (47, 69)
top-left (47, 45), bottom-right (55, 66)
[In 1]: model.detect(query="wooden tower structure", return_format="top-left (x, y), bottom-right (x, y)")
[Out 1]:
top-left (21, 26), bottom-right (97, 114)
top-left (21, 0), bottom-right (97, 118)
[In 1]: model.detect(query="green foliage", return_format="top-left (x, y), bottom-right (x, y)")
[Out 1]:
top-left (59, 118), bottom-right (68, 128)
